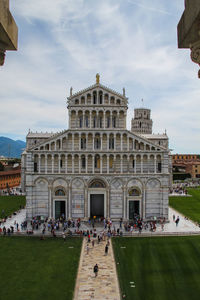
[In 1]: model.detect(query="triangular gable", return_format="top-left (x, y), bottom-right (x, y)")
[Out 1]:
top-left (30, 128), bottom-right (166, 152)
top-left (29, 129), bottom-right (69, 150)
top-left (67, 83), bottom-right (128, 101)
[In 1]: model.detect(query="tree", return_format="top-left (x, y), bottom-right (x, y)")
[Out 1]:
top-left (0, 162), bottom-right (4, 171)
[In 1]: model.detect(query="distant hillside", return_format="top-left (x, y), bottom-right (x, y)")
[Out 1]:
top-left (0, 137), bottom-right (26, 158)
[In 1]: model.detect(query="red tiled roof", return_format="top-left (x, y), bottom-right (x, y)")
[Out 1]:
top-left (0, 169), bottom-right (21, 176)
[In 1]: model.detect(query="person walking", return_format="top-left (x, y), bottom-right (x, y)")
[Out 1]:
top-left (175, 216), bottom-right (180, 226)
top-left (105, 243), bottom-right (108, 255)
top-left (92, 239), bottom-right (95, 247)
top-left (93, 264), bottom-right (98, 277)
top-left (86, 244), bottom-right (89, 255)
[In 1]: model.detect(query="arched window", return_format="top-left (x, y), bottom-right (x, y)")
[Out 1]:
top-left (94, 155), bottom-right (100, 168)
top-left (82, 157), bottom-right (86, 168)
top-left (81, 138), bottom-right (86, 149)
top-left (95, 137), bottom-right (101, 149)
top-left (99, 117), bottom-right (102, 128)
top-left (132, 159), bottom-right (135, 169)
top-left (85, 116), bottom-right (89, 127)
top-left (110, 96), bottom-right (115, 104)
top-left (107, 117), bottom-right (110, 128)
top-left (93, 91), bottom-right (97, 104)
top-left (129, 188), bottom-right (140, 196)
top-left (112, 116), bottom-right (116, 128)
top-left (117, 99), bottom-right (120, 105)
top-left (34, 162), bottom-right (38, 172)
top-left (93, 116), bottom-right (96, 128)
top-left (99, 91), bottom-right (103, 104)
top-left (79, 116), bottom-right (83, 128)
top-left (55, 189), bottom-right (65, 196)
top-left (109, 137), bottom-right (114, 149)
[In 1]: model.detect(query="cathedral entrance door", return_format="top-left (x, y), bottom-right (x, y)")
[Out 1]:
top-left (55, 200), bottom-right (66, 219)
top-left (90, 194), bottom-right (104, 218)
top-left (129, 201), bottom-right (140, 219)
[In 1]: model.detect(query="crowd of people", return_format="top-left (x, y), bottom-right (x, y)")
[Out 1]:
top-left (170, 180), bottom-right (200, 195)
top-left (169, 186), bottom-right (188, 195)
top-left (0, 187), bottom-right (23, 196)
top-left (0, 212), bottom-right (179, 236)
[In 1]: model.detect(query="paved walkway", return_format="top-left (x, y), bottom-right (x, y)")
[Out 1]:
top-left (1, 207), bottom-right (200, 236)
top-left (73, 237), bottom-right (121, 300)
top-left (158, 207), bottom-right (200, 233)
top-left (0, 209), bottom-right (26, 229)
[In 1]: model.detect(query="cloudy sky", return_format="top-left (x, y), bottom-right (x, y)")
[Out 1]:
top-left (0, 0), bottom-right (199, 153)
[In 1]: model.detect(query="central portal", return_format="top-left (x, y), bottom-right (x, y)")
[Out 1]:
top-left (55, 201), bottom-right (66, 219)
top-left (90, 194), bottom-right (104, 218)
top-left (129, 200), bottom-right (140, 219)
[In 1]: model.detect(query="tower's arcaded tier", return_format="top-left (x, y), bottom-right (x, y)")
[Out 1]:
top-left (131, 108), bottom-right (153, 134)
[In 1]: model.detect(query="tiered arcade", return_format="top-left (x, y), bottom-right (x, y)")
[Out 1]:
top-left (22, 75), bottom-right (170, 221)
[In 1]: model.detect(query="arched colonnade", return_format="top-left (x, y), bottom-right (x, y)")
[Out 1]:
top-left (33, 153), bottom-right (162, 174)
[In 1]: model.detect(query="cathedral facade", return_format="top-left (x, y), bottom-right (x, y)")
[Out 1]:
top-left (22, 75), bottom-right (170, 221)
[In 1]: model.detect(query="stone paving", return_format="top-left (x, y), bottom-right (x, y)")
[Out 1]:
top-left (158, 206), bottom-right (200, 233)
top-left (1, 207), bottom-right (200, 236)
top-left (0, 208), bottom-right (26, 229)
top-left (73, 237), bottom-right (121, 300)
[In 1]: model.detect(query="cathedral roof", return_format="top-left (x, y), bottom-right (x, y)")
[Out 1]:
top-left (67, 83), bottom-right (128, 101)
top-left (27, 132), bottom-right (54, 138)
top-left (141, 134), bottom-right (168, 139)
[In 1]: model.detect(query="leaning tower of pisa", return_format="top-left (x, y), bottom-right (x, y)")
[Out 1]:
top-left (131, 107), bottom-right (153, 134)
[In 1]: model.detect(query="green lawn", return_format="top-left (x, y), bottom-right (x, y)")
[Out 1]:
top-left (113, 236), bottom-right (200, 300)
top-left (169, 188), bottom-right (200, 223)
top-left (0, 195), bottom-right (26, 218)
top-left (0, 236), bottom-right (82, 300)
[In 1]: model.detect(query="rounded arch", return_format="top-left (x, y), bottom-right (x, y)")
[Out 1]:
top-left (75, 99), bottom-right (79, 104)
top-left (54, 186), bottom-right (66, 196)
top-left (128, 187), bottom-right (141, 197)
top-left (126, 178), bottom-right (144, 189)
top-left (34, 177), bottom-right (49, 186)
top-left (146, 178), bottom-right (161, 189)
top-left (52, 177), bottom-right (69, 188)
top-left (87, 176), bottom-right (108, 189)
top-left (116, 99), bottom-right (121, 105)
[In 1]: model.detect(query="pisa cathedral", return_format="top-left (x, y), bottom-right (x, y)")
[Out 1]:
top-left (22, 74), bottom-right (170, 221)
